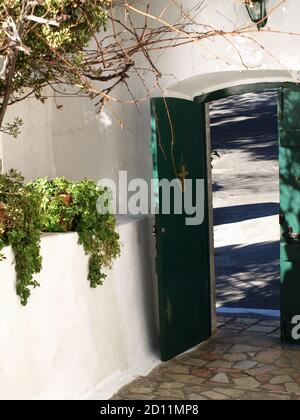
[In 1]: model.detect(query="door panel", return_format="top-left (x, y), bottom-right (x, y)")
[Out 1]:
top-left (151, 97), bottom-right (211, 361)
top-left (279, 88), bottom-right (300, 343)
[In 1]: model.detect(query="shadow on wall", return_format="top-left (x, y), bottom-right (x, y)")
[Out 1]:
top-left (215, 241), bottom-right (280, 310)
top-left (210, 91), bottom-right (278, 162)
top-left (140, 217), bottom-right (160, 355)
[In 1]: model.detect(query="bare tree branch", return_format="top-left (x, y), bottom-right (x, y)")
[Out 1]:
top-left (0, 0), bottom-right (298, 134)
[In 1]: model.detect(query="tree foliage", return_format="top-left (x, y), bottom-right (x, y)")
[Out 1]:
top-left (0, 0), bottom-right (110, 132)
top-left (0, 0), bottom-right (109, 96)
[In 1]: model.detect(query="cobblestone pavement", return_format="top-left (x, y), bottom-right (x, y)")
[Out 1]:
top-left (112, 316), bottom-right (300, 400)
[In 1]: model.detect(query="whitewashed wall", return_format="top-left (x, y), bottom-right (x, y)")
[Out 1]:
top-left (1, 1), bottom-right (300, 183)
top-left (0, 217), bottom-right (159, 400)
top-left (0, 98), bottom-right (55, 180)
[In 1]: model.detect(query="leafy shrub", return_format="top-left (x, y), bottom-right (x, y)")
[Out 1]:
top-left (30, 177), bottom-right (121, 289)
top-left (0, 171), bottom-right (120, 305)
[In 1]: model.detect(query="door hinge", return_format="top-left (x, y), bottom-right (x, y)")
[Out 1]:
top-left (279, 89), bottom-right (285, 122)
top-left (279, 213), bottom-right (285, 225)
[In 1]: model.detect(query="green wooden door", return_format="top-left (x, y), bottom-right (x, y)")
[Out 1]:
top-left (279, 88), bottom-right (300, 343)
top-left (151, 97), bottom-right (212, 361)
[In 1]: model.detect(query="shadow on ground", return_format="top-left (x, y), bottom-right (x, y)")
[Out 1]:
top-left (214, 202), bottom-right (279, 226)
top-left (215, 241), bottom-right (280, 310)
top-left (210, 91), bottom-right (278, 162)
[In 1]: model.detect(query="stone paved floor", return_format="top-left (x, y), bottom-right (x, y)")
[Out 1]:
top-left (112, 315), bottom-right (300, 400)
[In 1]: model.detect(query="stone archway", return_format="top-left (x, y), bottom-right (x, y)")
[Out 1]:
top-left (165, 69), bottom-right (300, 100)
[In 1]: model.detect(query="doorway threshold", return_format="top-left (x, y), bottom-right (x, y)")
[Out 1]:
top-left (217, 306), bottom-right (280, 318)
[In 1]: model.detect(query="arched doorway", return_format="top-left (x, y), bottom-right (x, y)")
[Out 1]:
top-left (151, 71), bottom-right (300, 361)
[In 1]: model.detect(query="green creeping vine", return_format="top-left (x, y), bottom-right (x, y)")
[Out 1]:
top-left (0, 170), bottom-right (42, 305)
top-left (0, 171), bottom-right (120, 305)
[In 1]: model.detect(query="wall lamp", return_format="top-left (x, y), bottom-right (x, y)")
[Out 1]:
top-left (245, 0), bottom-right (268, 29)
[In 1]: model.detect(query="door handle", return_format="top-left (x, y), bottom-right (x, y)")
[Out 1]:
top-left (152, 225), bottom-right (166, 237)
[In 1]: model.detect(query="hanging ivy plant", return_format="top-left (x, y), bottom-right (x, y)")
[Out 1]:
top-left (0, 170), bottom-right (42, 305)
top-left (71, 178), bottom-right (120, 288)
top-left (0, 171), bottom-right (120, 305)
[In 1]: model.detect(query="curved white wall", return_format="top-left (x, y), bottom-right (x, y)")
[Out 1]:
top-left (0, 217), bottom-right (159, 400)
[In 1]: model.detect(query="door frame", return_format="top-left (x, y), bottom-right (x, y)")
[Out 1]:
top-left (194, 82), bottom-right (300, 104)
top-left (152, 81), bottom-right (300, 358)
top-left (194, 81), bottom-right (300, 333)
